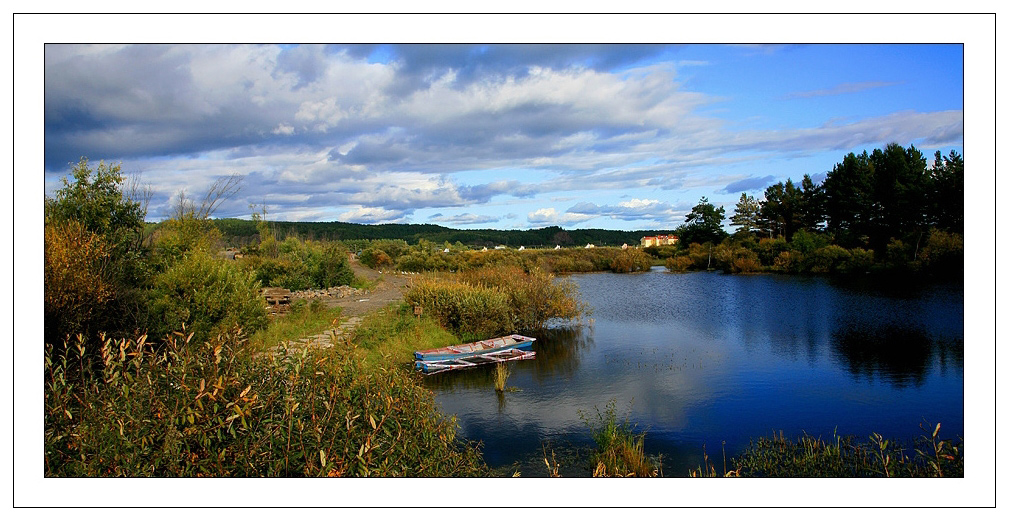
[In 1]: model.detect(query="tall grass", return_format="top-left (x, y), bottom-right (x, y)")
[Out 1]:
top-left (406, 266), bottom-right (586, 338)
top-left (727, 424), bottom-right (963, 477)
top-left (581, 401), bottom-right (660, 477)
top-left (44, 326), bottom-right (487, 477)
top-left (350, 303), bottom-right (461, 370)
top-left (493, 363), bottom-right (511, 392)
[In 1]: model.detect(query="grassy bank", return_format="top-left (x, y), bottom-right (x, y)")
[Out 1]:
top-left (723, 425), bottom-right (963, 478)
top-left (44, 324), bottom-right (488, 477)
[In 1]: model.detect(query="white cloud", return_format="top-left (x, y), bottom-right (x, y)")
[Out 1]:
top-left (44, 44), bottom-right (964, 227)
top-left (430, 213), bottom-right (501, 225)
top-left (527, 207), bottom-right (595, 226)
top-left (337, 206), bottom-right (411, 224)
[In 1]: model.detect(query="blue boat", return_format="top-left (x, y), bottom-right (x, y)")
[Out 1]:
top-left (414, 334), bottom-right (536, 362)
top-left (415, 347), bottom-right (537, 375)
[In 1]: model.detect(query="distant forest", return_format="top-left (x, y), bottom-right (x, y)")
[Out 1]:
top-left (211, 219), bottom-right (673, 249)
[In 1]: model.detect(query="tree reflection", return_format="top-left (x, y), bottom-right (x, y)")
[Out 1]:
top-left (829, 325), bottom-right (963, 387)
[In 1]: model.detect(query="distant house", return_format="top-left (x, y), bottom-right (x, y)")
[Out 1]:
top-left (640, 235), bottom-right (679, 247)
top-left (554, 245), bottom-right (561, 250)
top-left (443, 248), bottom-right (450, 253)
top-left (495, 245), bottom-right (507, 250)
top-left (481, 246), bottom-right (488, 251)
top-left (584, 243), bottom-right (595, 249)
top-left (621, 243), bottom-right (629, 250)
top-left (518, 246), bottom-right (525, 251)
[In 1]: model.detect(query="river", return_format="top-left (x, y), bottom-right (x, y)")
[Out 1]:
top-left (422, 268), bottom-right (964, 476)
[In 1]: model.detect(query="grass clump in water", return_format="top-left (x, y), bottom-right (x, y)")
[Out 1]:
top-left (581, 400), bottom-right (660, 477)
top-left (493, 362), bottom-right (511, 392)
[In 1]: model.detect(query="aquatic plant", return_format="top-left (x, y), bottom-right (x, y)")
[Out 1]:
top-left (581, 400), bottom-right (660, 477)
top-left (493, 363), bottom-right (510, 393)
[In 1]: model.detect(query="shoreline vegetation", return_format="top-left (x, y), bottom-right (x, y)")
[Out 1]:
top-left (44, 144), bottom-right (963, 477)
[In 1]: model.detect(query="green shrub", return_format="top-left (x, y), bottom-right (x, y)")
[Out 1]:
top-left (842, 247), bottom-right (875, 273)
top-left (754, 237), bottom-right (790, 266)
top-left (665, 255), bottom-right (693, 272)
top-left (713, 243), bottom-right (763, 273)
top-left (359, 248), bottom-right (393, 269)
top-left (147, 252), bottom-right (268, 347)
top-left (685, 242), bottom-right (715, 270)
top-left (885, 238), bottom-right (912, 268)
top-left (405, 276), bottom-right (514, 337)
top-left (242, 238), bottom-right (354, 290)
top-left (44, 157), bottom-right (149, 346)
top-left (461, 266), bottom-right (585, 331)
top-left (790, 229), bottom-right (831, 255)
top-left (307, 241), bottom-right (355, 288)
top-left (149, 217), bottom-right (223, 270)
top-left (805, 244), bottom-right (852, 274)
top-left (610, 248), bottom-right (653, 273)
top-left (44, 221), bottom-right (115, 347)
top-left (773, 250), bottom-right (804, 273)
top-left (919, 230), bottom-right (963, 275)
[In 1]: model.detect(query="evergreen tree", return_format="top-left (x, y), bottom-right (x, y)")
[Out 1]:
top-left (730, 193), bottom-right (761, 235)
top-left (678, 197), bottom-right (728, 245)
top-left (928, 149), bottom-right (964, 234)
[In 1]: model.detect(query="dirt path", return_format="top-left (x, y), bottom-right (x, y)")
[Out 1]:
top-left (281, 259), bottom-right (412, 349)
top-left (326, 259), bottom-right (412, 317)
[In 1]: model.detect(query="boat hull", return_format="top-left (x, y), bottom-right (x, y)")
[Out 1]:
top-left (415, 348), bottom-right (537, 374)
top-left (414, 334), bottom-right (536, 361)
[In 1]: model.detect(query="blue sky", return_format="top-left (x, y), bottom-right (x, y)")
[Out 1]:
top-left (43, 43), bottom-right (964, 230)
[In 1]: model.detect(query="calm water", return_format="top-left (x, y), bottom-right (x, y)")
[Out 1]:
top-left (423, 268), bottom-right (964, 476)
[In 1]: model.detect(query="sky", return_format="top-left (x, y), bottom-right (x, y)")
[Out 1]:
top-left (43, 42), bottom-right (965, 230)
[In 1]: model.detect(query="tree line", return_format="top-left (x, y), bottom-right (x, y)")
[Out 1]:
top-left (675, 143), bottom-right (964, 256)
top-left (211, 219), bottom-right (674, 249)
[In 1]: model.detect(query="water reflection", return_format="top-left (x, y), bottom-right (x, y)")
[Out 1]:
top-left (423, 326), bottom-right (594, 392)
top-left (830, 325), bottom-right (965, 387)
top-left (425, 269), bottom-right (964, 475)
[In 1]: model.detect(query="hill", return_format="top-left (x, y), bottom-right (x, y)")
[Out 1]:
top-left (209, 218), bottom-right (675, 248)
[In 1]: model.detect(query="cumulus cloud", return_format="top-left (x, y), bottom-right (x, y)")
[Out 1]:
top-left (565, 198), bottom-right (682, 223)
top-left (527, 207), bottom-right (595, 226)
top-left (337, 207), bottom-right (412, 224)
top-left (43, 44), bottom-right (964, 225)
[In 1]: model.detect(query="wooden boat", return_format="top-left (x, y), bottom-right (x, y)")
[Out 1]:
top-left (414, 334), bottom-right (536, 361)
top-left (415, 348), bottom-right (537, 375)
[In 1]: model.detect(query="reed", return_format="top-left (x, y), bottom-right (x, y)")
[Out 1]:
top-left (493, 362), bottom-right (510, 392)
top-left (581, 400), bottom-right (659, 477)
top-left (725, 424), bottom-right (963, 477)
top-left (44, 324), bottom-right (487, 477)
